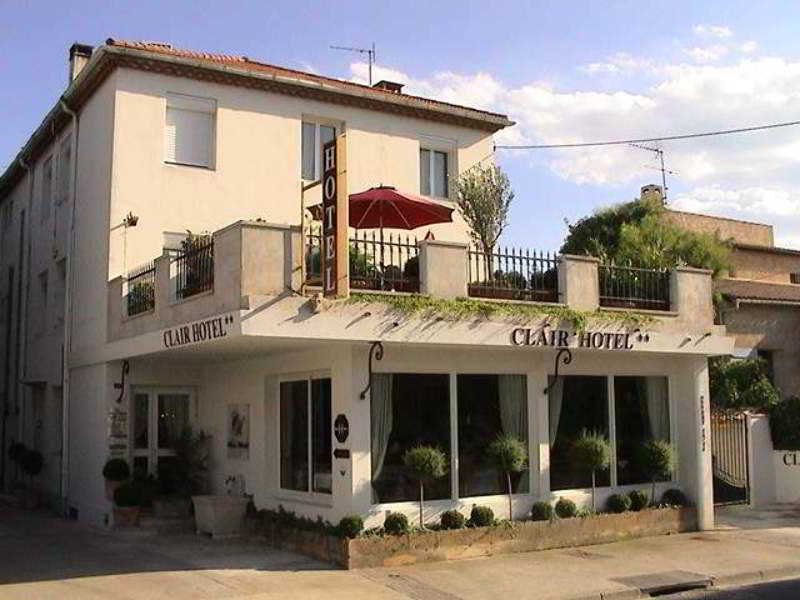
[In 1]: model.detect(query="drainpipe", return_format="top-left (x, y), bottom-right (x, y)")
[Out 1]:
top-left (59, 97), bottom-right (79, 515)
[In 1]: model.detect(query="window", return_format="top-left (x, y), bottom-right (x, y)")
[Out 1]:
top-left (419, 148), bottom-right (448, 198)
top-left (37, 270), bottom-right (48, 334)
top-left (549, 376), bottom-right (610, 491)
top-left (370, 373), bottom-right (450, 503)
top-left (458, 374), bottom-right (528, 497)
top-left (614, 377), bottom-right (670, 485)
top-left (791, 273), bottom-right (800, 284)
top-left (280, 377), bottom-right (332, 494)
top-left (301, 121), bottom-right (336, 180)
top-left (757, 349), bottom-right (774, 385)
top-left (165, 94), bottom-right (216, 168)
top-left (41, 157), bottom-right (53, 223)
top-left (57, 136), bottom-right (72, 205)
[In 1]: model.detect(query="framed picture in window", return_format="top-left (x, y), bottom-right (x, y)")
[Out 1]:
top-left (227, 403), bottom-right (250, 460)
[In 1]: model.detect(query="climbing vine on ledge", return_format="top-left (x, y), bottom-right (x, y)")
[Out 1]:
top-left (344, 293), bottom-right (654, 330)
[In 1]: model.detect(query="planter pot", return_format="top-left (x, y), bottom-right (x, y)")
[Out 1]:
top-left (105, 479), bottom-right (123, 502)
top-left (113, 506), bottom-right (141, 527)
top-left (153, 496), bottom-right (192, 518)
top-left (192, 495), bottom-right (249, 538)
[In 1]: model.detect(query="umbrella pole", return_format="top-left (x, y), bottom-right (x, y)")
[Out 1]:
top-left (380, 216), bottom-right (385, 290)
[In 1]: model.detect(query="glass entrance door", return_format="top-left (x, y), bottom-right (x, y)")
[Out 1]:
top-left (131, 389), bottom-right (192, 476)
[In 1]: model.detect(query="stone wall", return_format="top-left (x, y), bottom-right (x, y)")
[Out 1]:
top-left (663, 210), bottom-right (774, 247)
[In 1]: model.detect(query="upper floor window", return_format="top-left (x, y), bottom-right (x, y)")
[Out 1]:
top-left (57, 136), bottom-right (72, 206)
top-left (420, 148), bottom-right (448, 198)
top-left (41, 157), bottom-right (53, 223)
top-left (791, 273), bottom-right (800, 284)
top-left (301, 121), bottom-right (336, 181)
top-left (165, 94), bottom-right (216, 168)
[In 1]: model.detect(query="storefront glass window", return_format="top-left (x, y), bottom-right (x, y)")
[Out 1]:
top-left (370, 373), bottom-right (450, 503)
top-left (311, 378), bottom-right (332, 494)
top-left (457, 374), bottom-right (529, 497)
top-left (157, 394), bottom-right (189, 449)
top-left (614, 376), bottom-right (670, 485)
top-left (549, 376), bottom-right (610, 491)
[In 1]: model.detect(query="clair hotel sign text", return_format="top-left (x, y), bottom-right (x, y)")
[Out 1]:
top-left (511, 327), bottom-right (646, 350)
top-left (322, 135), bottom-right (348, 298)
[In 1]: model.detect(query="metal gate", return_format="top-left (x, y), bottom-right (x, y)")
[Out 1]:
top-left (711, 411), bottom-right (750, 505)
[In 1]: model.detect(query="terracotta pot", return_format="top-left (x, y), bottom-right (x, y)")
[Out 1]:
top-left (105, 479), bottom-right (123, 501)
top-left (113, 506), bottom-right (141, 527)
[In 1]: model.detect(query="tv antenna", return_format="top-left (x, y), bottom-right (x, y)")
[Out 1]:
top-left (629, 143), bottom-right (676, 203)
top-left (331, 43), bottom-right (376, 85)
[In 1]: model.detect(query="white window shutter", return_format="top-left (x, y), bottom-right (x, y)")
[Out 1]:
top-left (165, 94), bottom-right (215, 167)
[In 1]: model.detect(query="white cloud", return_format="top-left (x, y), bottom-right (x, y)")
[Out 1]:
top-left (693, 24), bottom-right (733, 38)
top-left (580, 52), bottom-right (654, 75)
top-left (684, 45), bottom-right (729, 63)
top-left (740, 41), bottom-right (758, 53)
top-left (672, 185), bottom-right (800, 217)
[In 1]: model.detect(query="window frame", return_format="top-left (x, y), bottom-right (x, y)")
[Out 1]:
top-left (418, 136), bottom-right (455, 200)
top-left (164, 92), bottom-right (217, 170)
top-left (301, 118), bottom-right (341, 181)
top-left (277, 371), bottom-right (333, 503)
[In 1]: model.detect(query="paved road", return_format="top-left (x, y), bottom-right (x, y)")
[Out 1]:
top-left (675, 578), bottom-right (800, 599)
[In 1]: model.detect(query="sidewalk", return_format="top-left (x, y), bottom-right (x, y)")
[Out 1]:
top-left (1, 504), bottom-right (800, 599)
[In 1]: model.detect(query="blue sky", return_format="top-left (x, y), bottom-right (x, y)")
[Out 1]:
top-left (3, 0), bottom-right (800, 250)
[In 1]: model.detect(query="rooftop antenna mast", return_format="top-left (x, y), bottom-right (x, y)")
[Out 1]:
top-left (331, 43), bottom-right (376, 85)
top-left (629, 143), bottom-right (676, 203)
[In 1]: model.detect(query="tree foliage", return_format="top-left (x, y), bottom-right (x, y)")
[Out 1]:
top-left (456, 164), bottom-right (514, 256)
top-left (709, 357), bottom-right (779, 410)
top-left (487, 433), bottom-right (527, 520)
top-left (769, 396), bottom-right (800, 450)
top-left (569, 430), bottom-right (610, 511)
top-left (403, 445), bottom-right (448, 528)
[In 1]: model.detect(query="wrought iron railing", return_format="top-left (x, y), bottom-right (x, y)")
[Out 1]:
top-left (305, 227), bottom-right (420, 293)
top-left (467, 246), bottom-right (559, 303)
top-left (174, 240), bottom-right (214, 300)
top-left (126, 261), bottom-right (156, 316)
top-left (598, 265), bottom-right (670, 311)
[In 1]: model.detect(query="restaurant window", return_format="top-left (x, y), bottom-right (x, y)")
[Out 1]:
top-left (457, 374), bottom-right (528, 497)
top-left (165, 93), bottom-right (216, 168)
top-left (370, 373), bottom-right (450, 503)
top-left (614, 377), bottom-right (670, 486)
top-left (301, 121), bottom-right (336, 180)
top-left (549, 376), bottom-right (610, 491)
top-left (280, 377), bottom-right (332, 494)
top-left (419, 148), bottom-right (448, 198)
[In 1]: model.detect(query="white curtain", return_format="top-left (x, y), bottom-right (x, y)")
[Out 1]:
top-left (644, 377), bottom-right (670, 441)
top-left (370, 374), bottom-right (393, 503)
top-left (498, 374), bottom-right (527, 442)
top-left (548, 377), bottom-right (565, 449)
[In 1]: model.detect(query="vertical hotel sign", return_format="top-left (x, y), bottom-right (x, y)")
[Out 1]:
top-left (322, 134), bottom-right (349, 298)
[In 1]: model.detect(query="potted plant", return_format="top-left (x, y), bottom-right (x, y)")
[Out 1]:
top-left (638, 439), bottom-right (676, 505)
top-left (102, 458), bottom-right (131, 501)
top-left (487, 433), bottom-right (527, 520)
top-left (113, 480), bottom-right (144, 527)
top-left (402, 445), bottom-right (448, 529)
top-left (192, 473), bottom-right (250, 539)
top-left (570, 430), bottom-right (610, 512)
top-left (154, 427), bottom-right (209, 518)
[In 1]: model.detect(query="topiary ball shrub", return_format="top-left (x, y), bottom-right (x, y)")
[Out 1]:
top-left (440, 509), bottom-right (466, 530)
top-left (384, 512), bottom-right (410, 536)
top-left (102, 458), bottom-right (131, 482)
top-left (554, 497), bottom-right (578, 519)
top-left (337, 515), bottom-right (364, 539)
top-left (530, 501), bottom-right (554, 521)
top-left (113, 481), bottom-right (143, 508)
top-left (661, 488), bottom-right (689, 507)
top-left (470, 505), bottom-right (494, 527)
top-left (628, 489), bottom-right (649, 512)
top-left (606, 493), bottom-right (631, 514)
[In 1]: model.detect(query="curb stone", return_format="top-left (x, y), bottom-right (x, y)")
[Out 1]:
top-left (711, 564), bottom-right (800, 589)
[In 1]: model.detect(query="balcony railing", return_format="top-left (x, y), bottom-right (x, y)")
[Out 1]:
top-left (126, 260), bottom-right (156, 316)
top-left (467, 246), bottom-right (559, 303)
top-left (599, 264), bottom-right (670, 311)
top-left (305, 227), bottom-right (420, 293)
top-left (174, 239), bottom-right (214, 300)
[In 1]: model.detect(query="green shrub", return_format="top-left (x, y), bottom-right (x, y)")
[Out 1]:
top-left (384, 512), bottom-right (410, 536)
top-left (102, 458), bottom-right (131, 482)
top-left (336, 515), bottom-right (364, 539)
top-left (470, 505), bottom-right (494, 527)
top-left (403, 256), bottom-right (419, 280)
top-left (638, 440), bottom-right (675, 503)
top-left (710, 357), bottom-right (778, 410)
top-left (570, 431), bottom-right (610, 511)
top-left (530, 501), bottom-right (554, 521)
top-left (440, 510), bottom-right (466, 530)
top-left (403, 445), bottom-right (448, 528)
top-left (487, 433), bottom-right (528, 520)
top-left (114, 481), bottom-right (144, 507)
top-left (606, 493), bottom-right (631, 514)
top-left (769, 396), bottom-right (800, 450)
top-left (628, 489), bottom-right (649, 512)
top-left (661, 488), bottom-right (689, 507)
top-left (554, 497), bottom-right (577, 519)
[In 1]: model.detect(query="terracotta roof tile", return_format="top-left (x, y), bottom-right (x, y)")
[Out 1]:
top-left (715, 278), bottom-right (800, 302)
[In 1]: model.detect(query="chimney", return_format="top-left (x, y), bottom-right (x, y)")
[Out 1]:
top-left (640, 184), bottom-right (664, 206)
top-left (372, 80), bottom-right (404, 94)
top-left (69, 43), bottom-right (94, 83)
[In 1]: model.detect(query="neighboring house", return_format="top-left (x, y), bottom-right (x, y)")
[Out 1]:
top-left (0, 41), bottom-right (730, 531)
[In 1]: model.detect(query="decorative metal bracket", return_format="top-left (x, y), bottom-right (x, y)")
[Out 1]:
top-left (359, 341), bottom-right (384, 400)
top-left (114, 360), bottom-right (130, 404)
top-left (542, 348), bottom-right (572, 394)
